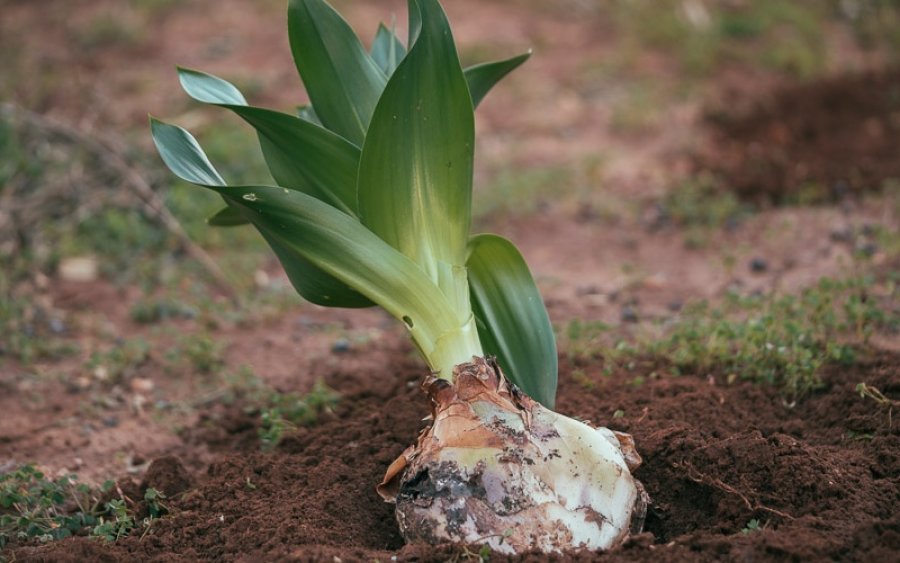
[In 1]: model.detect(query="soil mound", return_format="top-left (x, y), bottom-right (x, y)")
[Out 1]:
top-left (701, 68), bottom-right (900, 203)
top-left (9, 351), bottom-right (898, 561)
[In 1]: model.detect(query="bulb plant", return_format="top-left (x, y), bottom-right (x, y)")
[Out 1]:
top-left (151, 0), bottom-right (646, 554)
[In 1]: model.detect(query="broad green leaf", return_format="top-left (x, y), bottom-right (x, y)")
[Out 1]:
top-left (151, 117), bottom-right (464, 360)
top-left (464, 51), bottom-right (531, 109)
top-left (150, 118), bottom-right (372, 308)
top-left (177, 67), bottom-right (360, 216)
top-left (467, 234), bottom-right (557, 408)
top-left (224, 184), bottom-right (463, 350)
top-left (207, 206), bottom-right (249, 227)
top-left (371, 23), bottom-right (406, 76)
top-left (288, 0), bottom-right (387, 145)
top-left (358, 0), bottom-right (474, 283)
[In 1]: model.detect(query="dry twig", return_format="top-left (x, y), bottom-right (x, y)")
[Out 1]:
top-left (0, 103), bottom-right (236, 300)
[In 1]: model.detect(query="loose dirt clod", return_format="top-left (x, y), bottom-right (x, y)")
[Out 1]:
top-left (700, 68), bottom-right (900, 204)
top-left (140, 456), bottom-right (193, 498)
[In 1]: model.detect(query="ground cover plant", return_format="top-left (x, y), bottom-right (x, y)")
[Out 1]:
top-left (0, 465), bottom-right (165, 547)
top-left (151, 0), bottom-right (647, 553)
top-left (564, 272), bottom-right (899, 402)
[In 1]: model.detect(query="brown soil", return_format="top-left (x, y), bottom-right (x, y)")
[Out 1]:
top-left (700, 67), bottom-right (900, 204)
top-left (8, 348), bottom-right (899, 562)
top-left (3, 1), bottom-right (900, 562)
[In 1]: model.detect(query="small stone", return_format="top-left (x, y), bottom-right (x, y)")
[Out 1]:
top-left (49, 318), bottom-right (66, 334)
top-left (130, 377), bottom-right (155, 393)
top-left (749, 258), bottom-right (768, 273)
top-left (58, 256), bottom-right (98, 282)
top-left (331, 338), bottom-right (351, 353)
top-left (829, 227), bottom-right (853, 243)
top-left (254, 269), bottom-right (270, 288)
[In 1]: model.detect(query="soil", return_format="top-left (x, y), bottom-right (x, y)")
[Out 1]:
top-left (700, 67), bottom-right (900, 204)
top-left (3, 0), bottom-right (900, 561)
top-left (8, 350), bottom-right (899, 562)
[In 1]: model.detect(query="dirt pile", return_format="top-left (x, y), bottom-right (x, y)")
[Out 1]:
top-left (9, 351), bottom-right (899, 561)
top-left (701, 67), bottom-right (900, 203)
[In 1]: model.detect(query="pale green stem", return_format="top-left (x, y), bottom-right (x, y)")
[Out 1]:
top-left (418, 260), bottom-right (484, 380)
top-left (429, 314), bottom-right (483, 380)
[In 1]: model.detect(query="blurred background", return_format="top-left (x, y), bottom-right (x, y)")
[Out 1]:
top-left (2, 0), bottom-right (899, 482)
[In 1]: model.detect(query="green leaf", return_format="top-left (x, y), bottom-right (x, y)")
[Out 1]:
top-left (150, 118), bottom-right (372, 308)
top-left (176, 67), bottom-right (247, 106)
top-left (224, 184), bottom-right (462, 346)
top-left (297, 104), bottom-right (322, 125)
top-left (177, 67), bottom-right (360, 216)
top-left (207, 206), bottom-right (249, 227)
top-left (288, 0), bottom-right (387, 145)
top-left (464, 51), bottom-right (531, 109)
top-left (358, 0), bottom-right (474, 282)
top-left (149, 117), bottom-right (225, 187)
top-left (151, 118), bottom-right (467, 363)
top-left (370, 23), bottom-right (406, 76)
top-left (467, 234), bottom-right (557, 408)
top-left (260, 229), bottom-right (371, 308)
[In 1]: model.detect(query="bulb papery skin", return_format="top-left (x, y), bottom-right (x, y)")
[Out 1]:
top-left (378, 357), bottom-right (648, 555)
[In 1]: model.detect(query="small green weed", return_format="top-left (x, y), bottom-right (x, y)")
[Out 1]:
top-left (741, 518), bottom-right (763, 535)
top-left (564, 274), bottom-right (898, 401)
top-left (86, 338), bottom-right (150, 384)
top-left (0, 465), bottom-right (164, 547)
top-left (258, 381), bottom-right (340, 450)
top-left (661, 175), bottom-right (751, 247)
top-left (611, 0), bottom-right (830, 77)
top-left (0, 293), bottom-right (77, 364)
top-left (130, 298), bottom-right (197, 324)
top-left (167, 333), bottom-right (224, 375)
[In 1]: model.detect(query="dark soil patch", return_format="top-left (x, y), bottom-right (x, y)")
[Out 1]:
top-left (700, 67), bottom-right (900, 204)
top-left (8, 350), bottom-right (899, 562)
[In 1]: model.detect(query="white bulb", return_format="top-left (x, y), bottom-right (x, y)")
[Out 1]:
top-left (379, 358), bottom-right (648, 554)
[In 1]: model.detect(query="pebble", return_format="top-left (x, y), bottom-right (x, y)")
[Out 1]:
top-left (49, 318), bottom-right (66, 334)
top-left (829, 227), bottom-right (853, 243)
top-left (749, 257), bottom-right (768, 273)
top-left (331, 338), bottom-right (351, 353)
top-left (58, 256), bottom-right (98, 282)
top-left (130, 377), bottom-right (155, 393)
